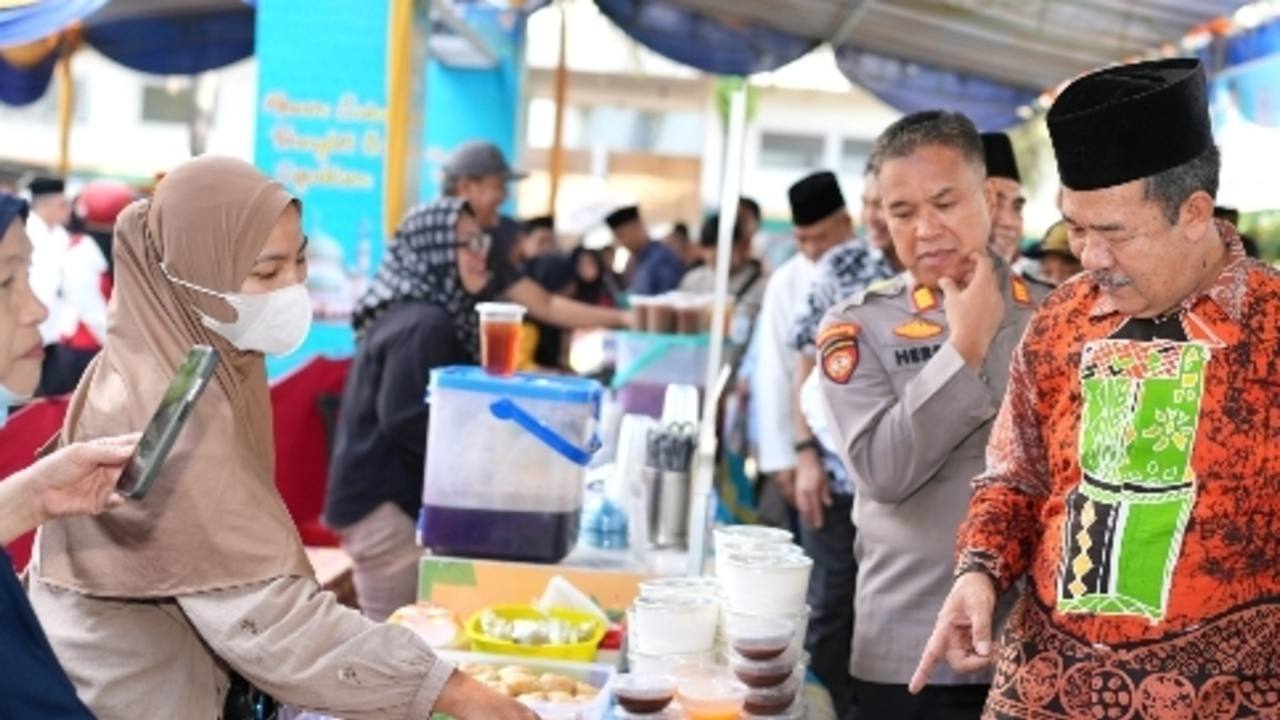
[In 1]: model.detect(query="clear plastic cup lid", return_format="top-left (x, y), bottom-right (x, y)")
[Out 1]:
top-left (614, 673), bottom-right (678, 697)
top-left (640, 577), bottom-right (722, 597)
top-left (476, 302), bottom-right (527, 320)
top-left (723, 551), bottom-right (814, 570)
top-left (718, 538), bottom-right (806, 557)
top-left (632, 594), bottom-right (719, 611)
top-left (677, 673), bottom-right (750, 703)
top-left (715, 525), bottom-right (794, 544)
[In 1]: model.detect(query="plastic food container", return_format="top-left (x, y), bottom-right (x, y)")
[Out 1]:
top-left (724, 615), bottom-right (795, 661)
top-left (728, 649), bottom-right (803, 689)
top-left (743, 672), bottom-right (802, 715)
top-left (743, 697), bottom-right (807, 720)
top-left (465, 606), bottom-right (606, 663)
top-left (436, 649), bottom-right (616, 720)
top-left (627, 648), bottom-right (718, 678)
top-left (677, 672), bottom-right (750, 720)
top-left (613, 674), bottom-right (678, 715)
top-left (420, 367), bottom-right (602, 564)
top-left (629, 596), bottom-right (719, 655)
top-left (723, 607), bottom-right (810, 659)
top-left (718, 551), bottom-right (813, 615)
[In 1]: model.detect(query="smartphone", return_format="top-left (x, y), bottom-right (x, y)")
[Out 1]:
top-left (116, 345), bottom-right (221, 500)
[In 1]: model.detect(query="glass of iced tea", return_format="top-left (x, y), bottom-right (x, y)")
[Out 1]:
top-left (476, 302), bottom-right (526, 377)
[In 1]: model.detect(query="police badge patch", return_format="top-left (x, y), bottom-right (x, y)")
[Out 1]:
top-left (818, 322), bottom-right (860, 384)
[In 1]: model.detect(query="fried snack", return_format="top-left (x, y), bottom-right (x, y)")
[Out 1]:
top-left (574, 681), bottom-right (599, 699)
top-left (538, 673), bottom-right (576, 694)
top-left (498, 666), bottom-right (536, 682)
top-left (501, 677), bottom-right (541, 697)
top-left (466, 663), bottom-right (601, 705)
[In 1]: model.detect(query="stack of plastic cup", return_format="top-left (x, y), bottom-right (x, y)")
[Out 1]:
top-left (713, 526), bottom-right (812, 717)
top-left (725, 617), bottom-right (808, 718)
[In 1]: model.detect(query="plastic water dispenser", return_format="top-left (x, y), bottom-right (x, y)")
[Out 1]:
top-left (418, 366), bottom-right (603, 563)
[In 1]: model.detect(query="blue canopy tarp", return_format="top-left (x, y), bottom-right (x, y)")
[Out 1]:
top-left (593, 0), bottom-right (1256, 130)
top-left (0, 0), bottom-right (253, 106)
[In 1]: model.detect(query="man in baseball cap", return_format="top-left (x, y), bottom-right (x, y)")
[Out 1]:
top-left (436, 141), bottom-right (627, 342)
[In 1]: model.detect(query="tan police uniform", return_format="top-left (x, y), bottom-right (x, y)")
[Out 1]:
top-left (816, 257), bottom-right (1048, 688)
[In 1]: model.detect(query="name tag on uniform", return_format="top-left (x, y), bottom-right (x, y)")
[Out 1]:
top-left (892, 343), bottom-right (943, 368)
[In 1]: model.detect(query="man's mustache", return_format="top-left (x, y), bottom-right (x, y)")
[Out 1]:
top-left (1092, 271), bottom-right (1134, 290)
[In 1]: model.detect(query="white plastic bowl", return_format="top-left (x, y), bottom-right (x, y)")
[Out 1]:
top-left (629, 596), bottom-right (719, 655)
top-left (718, 551), bottom-right (813, 616)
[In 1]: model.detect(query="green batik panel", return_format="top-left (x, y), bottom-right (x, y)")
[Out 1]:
top-left (1060, 341), bottom-right (1210, 621)
top-left (1112, 496), bottom-right (1194, 618)
top-left (1119, 345), bottom-right (1207, 487)
top-left (1079, 376), bottom-right (1136, 481)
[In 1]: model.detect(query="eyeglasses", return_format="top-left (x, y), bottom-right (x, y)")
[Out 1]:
top-left (455, 232), bottom-right (492, 255)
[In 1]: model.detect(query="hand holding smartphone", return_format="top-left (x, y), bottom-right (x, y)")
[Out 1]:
top-left (115, 346), bottom-right (220, 500)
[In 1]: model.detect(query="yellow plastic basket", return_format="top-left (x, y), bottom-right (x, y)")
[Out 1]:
top-left (465, 605), bottom-right (605, 663)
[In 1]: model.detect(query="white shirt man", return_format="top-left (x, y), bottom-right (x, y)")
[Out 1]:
top-left (25, 177), bottom-right (72, 347)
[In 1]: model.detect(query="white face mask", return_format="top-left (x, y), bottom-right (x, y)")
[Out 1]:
top-left (161, 264), bottom-right (313, 357)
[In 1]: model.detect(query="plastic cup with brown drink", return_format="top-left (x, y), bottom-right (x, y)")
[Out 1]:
top-left (648, 293), bottom-right (678, 335)
top-left (631, 295), bottom-right (655, 333)
top-left (476, 302), bottom-right (526, 377)
top-left (675, 295), bottom-right (705, 335)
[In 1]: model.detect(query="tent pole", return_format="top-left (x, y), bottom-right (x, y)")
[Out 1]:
top-left (385, 0), bottom-right (415, 238)
top-left (55, 35), bottom-right (76, 177)
top-left (547, 1), bottom-right (569, 216)
top-left (687, 86), bottom-right (748, 576)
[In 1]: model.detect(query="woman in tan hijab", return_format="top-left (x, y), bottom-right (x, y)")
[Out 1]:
top-left (27, 156), bottom-right (536, 720)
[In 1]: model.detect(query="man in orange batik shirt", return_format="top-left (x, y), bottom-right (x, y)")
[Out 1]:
top-left (914, 57), bottom-right (1280, 720)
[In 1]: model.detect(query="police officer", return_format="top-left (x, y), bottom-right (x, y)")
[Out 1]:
top-left (816, 110), bottom-right (1048, 719)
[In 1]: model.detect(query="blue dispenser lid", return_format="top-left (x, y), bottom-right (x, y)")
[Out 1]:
top-left (430, 365), bottom-right (604, 406)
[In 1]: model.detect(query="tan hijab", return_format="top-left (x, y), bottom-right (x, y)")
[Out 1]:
top-left (37, 156), bottom-right (313, 597)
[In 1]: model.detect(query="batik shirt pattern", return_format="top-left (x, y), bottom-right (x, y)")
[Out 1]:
top-left (956, 222), bottom-right (1280, 719)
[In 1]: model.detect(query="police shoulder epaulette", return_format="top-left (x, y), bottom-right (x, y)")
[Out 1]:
top-left (845, 275), bottom-right (904, 307)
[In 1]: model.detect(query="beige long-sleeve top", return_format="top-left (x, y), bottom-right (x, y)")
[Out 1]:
top-left (28, 568), bottom-right (455, 720)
